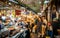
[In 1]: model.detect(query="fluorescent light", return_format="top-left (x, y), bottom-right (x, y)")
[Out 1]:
top-left (44, 1), bottom-right (49, 3)
top-left (9, 0), bottom-right (18, 4)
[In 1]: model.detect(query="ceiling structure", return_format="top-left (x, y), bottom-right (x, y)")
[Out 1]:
top-left (0, 0), bottom-right (50, 12)
top-left (0, 0), bottom-right (57, 13)
top-left (17, 0), bottom-right (50, 12)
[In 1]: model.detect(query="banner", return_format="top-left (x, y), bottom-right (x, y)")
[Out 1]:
top-left (15, 10), bottom-right (21, 16)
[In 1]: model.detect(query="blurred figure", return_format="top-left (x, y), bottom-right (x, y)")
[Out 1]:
top-left (52, 5), bottom-right (56, 20)
top-left (40, 16), bottom-right (47, 38)
top-left (37, 17), bottom-right (42, 38)
top-left (18, 19), bottom-right (26, 28)
top-left (47, 22), bottom-right (53, 38)
top-left (1, 14), bottom-right (6, 22)
top-left (34, 15), bottom-right (39, 25)
top-left (5, 18), bottom-right (11, 27)
top-left (41, 16), bottom-right (47, 25)
top-left (41, 23), bottom-right (46, 38)
top-left (0, 19), bottom-right (2, 30)
top-left (25, 24), bottom-right (30, 38)
top-left (58, 18), bottom-right (60, 29)
top-left (0, 19), bottom-right (4, 30)
top-left (52, 18), bottom-right (58, 38)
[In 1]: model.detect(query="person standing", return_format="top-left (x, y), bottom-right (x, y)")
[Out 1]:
top-left (0, 19), bottom-right (4, 30)
top-left (41, 16), bottom-right (47, 25)
top-left (37, 17), bottom-right (42, 38)
top-left (52, 18), bottom-right (58, 38)
top-left (41, 16), bottom-right (47, 38)
top-left (1, 14), bottom-right (6, 22)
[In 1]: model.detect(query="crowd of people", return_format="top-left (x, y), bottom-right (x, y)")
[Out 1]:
top-left (0, 8), bottom-right (48, 38)
top-left (0, 8), bottom-right (60, 38)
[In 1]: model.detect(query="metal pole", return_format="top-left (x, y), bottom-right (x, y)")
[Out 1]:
top-left (48, 6), bottom-right (51, 22)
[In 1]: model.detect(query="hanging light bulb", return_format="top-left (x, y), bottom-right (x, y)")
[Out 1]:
top-left (8, 2), bottom-right (11, 5)
top-left (39, 1), bottom-right (41, 4)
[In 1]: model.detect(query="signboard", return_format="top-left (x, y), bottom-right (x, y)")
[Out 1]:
top-left (15, 10), bottom-right (21, 16)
